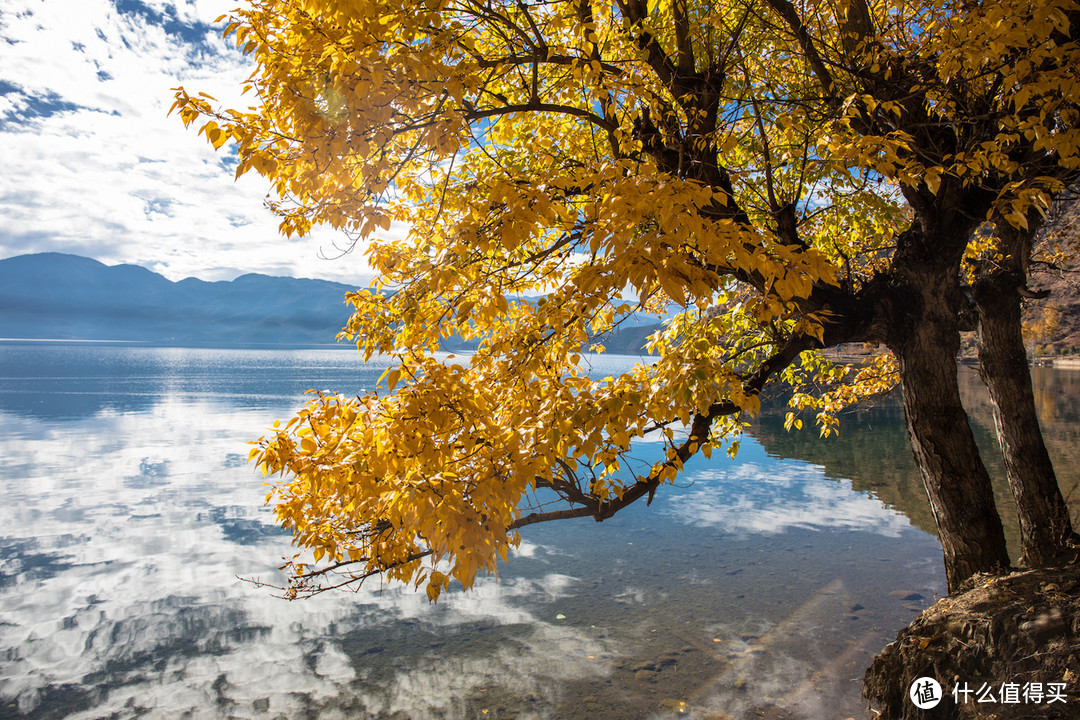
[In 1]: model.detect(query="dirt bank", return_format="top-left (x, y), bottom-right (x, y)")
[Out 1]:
top-left (864, 552), bottom-right (1080, 718)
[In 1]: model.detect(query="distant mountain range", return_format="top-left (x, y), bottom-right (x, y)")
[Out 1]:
top-left (0, 253), bottom-right (661, 352)
top-left (0, 253), bottom-right (361, 346)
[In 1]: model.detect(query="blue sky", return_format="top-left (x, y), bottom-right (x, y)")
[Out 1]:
top-left (0, 0), bottom-right (377, 285)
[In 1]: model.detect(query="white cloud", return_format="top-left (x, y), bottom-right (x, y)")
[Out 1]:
top-left (0, 0), bottom-right (380, 285)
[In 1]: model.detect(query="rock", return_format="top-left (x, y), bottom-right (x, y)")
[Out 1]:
top-left (657, 698), bottom-right (691, 715)
top-left (632, 657), bottom-right (677, 673)
top-left (889, 590), bottom-right (927, 602)
top-left (1019, 607), bottom-right (1065, 637)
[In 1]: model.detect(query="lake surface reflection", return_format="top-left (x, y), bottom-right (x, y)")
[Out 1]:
top-left (4, 343), bottom-right (1037, 720)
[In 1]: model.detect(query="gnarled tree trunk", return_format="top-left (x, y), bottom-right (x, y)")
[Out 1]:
top-left (973, 225), bottom-right (1076, 566)
top-left (889, 247), bottom-right (1011, 592)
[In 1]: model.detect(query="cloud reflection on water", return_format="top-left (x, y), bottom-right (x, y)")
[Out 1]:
top-left (0, 398), bottom-right (615, 719)
top-left (0, 347), bottom-right (950, 720)
top-left (662, 461), bottom-right (913, 538)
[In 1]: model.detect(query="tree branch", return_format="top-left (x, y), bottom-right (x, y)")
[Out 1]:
top-left (764, 0), bottom-right (835, 95)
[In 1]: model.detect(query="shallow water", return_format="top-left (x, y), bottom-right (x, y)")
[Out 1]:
top-left (3, 344), bottom-right (1064, 719)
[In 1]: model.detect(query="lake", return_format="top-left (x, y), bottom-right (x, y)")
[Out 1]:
top-left (1, 343), bottom-right (1076, 720)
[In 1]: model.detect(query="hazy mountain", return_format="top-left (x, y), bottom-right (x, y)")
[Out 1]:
top-left (0, 253), bottom-right (359, 345)
top-left (0, 253), bottom-right (662, 352)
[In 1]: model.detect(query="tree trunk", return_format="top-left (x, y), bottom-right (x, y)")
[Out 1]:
top-left (974, 230), bottom-right (1076, 566)
top-left (890, 259), bottom-right (1011, 593)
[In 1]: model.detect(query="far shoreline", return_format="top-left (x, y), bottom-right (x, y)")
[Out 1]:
top-left (0, 337), bottom-right (356, 350)
top-left (3, 337), bottom-right (1078, 368)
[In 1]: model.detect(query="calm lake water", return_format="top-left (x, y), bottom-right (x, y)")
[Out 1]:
top-left (1, 343), bottom-right (1076, 720)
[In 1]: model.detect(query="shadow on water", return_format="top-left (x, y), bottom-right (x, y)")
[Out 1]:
top-left (0, 345), bottom-right (1074, 719)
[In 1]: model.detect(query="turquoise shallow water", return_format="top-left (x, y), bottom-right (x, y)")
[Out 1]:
top-left (0, 344), bottom-right (987, 719)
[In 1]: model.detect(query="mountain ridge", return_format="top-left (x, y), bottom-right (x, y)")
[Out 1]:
top-left (0, 253), bottom-right (359, 346)
top-left (0, 252), bottom-right (663, 353)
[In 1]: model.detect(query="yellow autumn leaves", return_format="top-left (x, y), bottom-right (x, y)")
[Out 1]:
top-left (174, 0), bottom-right (1080, 599)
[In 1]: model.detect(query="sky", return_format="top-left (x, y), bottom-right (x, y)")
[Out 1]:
top-left (0, 0), bottom-right (378, 285)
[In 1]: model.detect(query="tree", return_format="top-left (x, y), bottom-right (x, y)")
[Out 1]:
top-left (973, 214), bottom-right (1077, 566)
top-left (174, 0), bottom-right (1080, 598)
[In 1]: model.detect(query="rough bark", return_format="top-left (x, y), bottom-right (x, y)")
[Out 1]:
top-left (889, 255), bottom-right (1011, 593)
top-left (974, 228), bottom-right (1076, 566)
